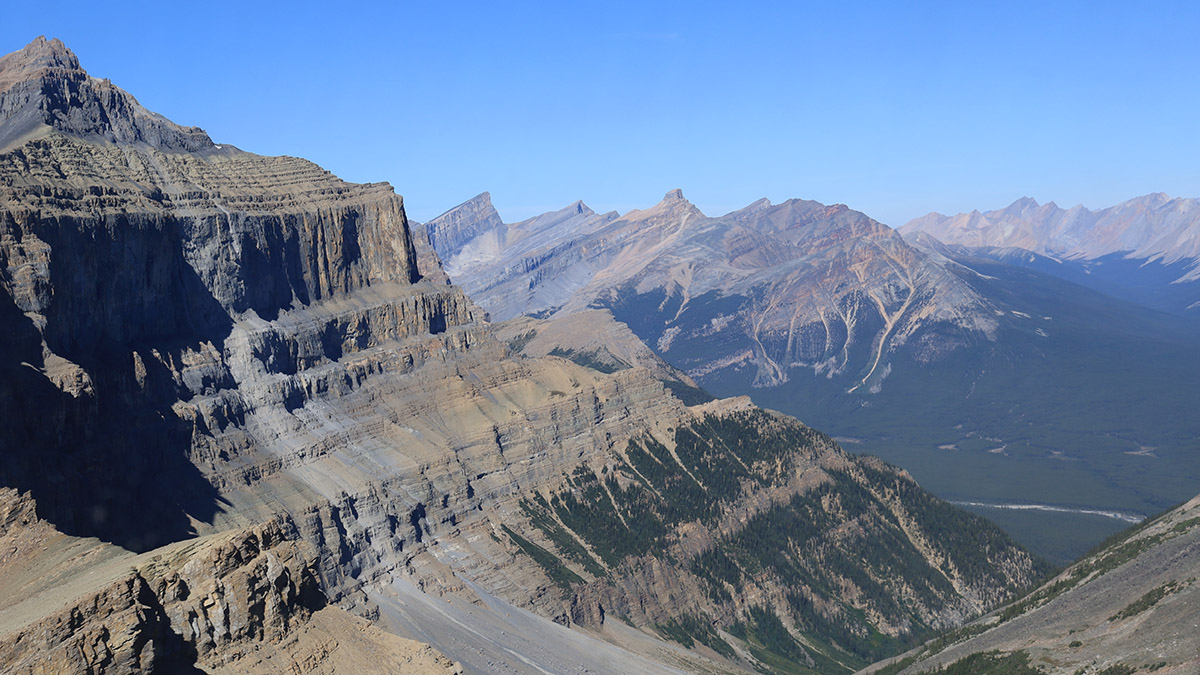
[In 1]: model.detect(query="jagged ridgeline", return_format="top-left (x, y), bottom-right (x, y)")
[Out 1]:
top-left (0, 37), bottom-right (1043, 673)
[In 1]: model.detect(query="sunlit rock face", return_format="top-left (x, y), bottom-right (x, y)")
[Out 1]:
top-left (422, 189), bottom-right (997, 392)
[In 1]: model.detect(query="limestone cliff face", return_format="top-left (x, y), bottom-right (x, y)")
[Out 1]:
top-left (421, 191), bottom-right (505, 256)
top-left (0, 38), bottom-right (440, 550)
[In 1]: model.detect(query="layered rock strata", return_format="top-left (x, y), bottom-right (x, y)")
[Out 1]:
top-left (0, 488), bottom-right (461, 674)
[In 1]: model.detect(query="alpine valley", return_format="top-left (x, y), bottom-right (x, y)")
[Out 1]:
top-left (421, 188), bottom-right (1200, 564)
top-left (0, 37), bottom-right (1059, 675)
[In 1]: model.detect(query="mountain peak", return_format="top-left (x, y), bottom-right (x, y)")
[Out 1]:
top-left (0, 36), bottom-right (82, 92)
top-left (1005, 196), bottom-right (1040, 212)
top-left (615, 188), bottom-right (704, 224)
top-left (722, 197), bottom-right (773, 221)
top-left (652, 187), bottom-right (703, 217)
top-left (430, 192), bottom-right (500, 224)
top-left (424, 191), bottom-right (505, 255)
top-left (0, 36), bottom-right (214, 153)
top-left (1132, 192), bottom-right (1171, 206)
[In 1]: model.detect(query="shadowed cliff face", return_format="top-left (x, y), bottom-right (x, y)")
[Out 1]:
top-left (0, 266), bottom-right (229, 552)
top-left (0, 38), bottom-right (426, 551)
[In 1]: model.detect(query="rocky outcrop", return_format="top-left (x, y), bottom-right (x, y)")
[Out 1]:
top-left (0, 573), bottom-right (183, 673)
top-left (421, 191), bottom-right (505, 256)
top-left (493, 308), bottom-right (714, 404)
top-left (0, 489), bottom-right (461, 674)
top-left (0, 36), bottom-right (214, 153)
top-left (419, 195), bottom-right (620, 321)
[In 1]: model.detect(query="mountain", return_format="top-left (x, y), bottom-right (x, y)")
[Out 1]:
top-left (901, 195), bottom-right (1200, 314)
top-left (0, 36), bottom-right (215, 153)
top-left (865, 492), bottom-right (1200, 674)
top-left (0, 38), bottom-right (1044, 673)
top-left (422, 189), bottom-right (995, 391)
top-left (424, 191), bottom-right (1200, 563)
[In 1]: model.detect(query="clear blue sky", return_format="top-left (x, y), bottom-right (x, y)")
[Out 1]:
top-left (5, 1), bottom-right (1199, 225)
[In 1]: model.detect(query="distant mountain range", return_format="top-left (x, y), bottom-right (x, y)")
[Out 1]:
top-left (902, 195), bottom-right (1200, 314)
top-left (423, 190), bottom-right (1200, 562)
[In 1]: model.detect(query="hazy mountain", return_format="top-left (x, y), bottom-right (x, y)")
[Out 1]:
top-left (866, 492), bottom-right (1200, 674)
top-left (0, 37), bottom-right (1043, 673)
top-left (423, 189), bottom-right (996, 391)
top-left (426, 191), bottom-right (1200, 563)
top-left (901, 195), bottom-right (1200, 314)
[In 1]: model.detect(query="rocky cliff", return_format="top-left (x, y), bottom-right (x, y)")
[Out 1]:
top-left (0, 488), bottom-right (461, 673)
top-left (0, 37), bottom-right (1046, 673)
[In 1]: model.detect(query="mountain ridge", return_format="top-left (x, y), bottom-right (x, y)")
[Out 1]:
top-left (865, 492), bottom-right (1200, 674)
top-left (423, 188), bottom-right (997, 392)
top-left (425, 187), bottom-right (1200, 564)
top-left (901, 193), bottom-right (1200, 280)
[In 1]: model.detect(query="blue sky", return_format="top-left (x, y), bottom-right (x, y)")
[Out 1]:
top-left (5, 1), bottom-right (1199, 225)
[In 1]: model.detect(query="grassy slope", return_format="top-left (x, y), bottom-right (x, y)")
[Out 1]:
top-left (510, 410), bottom-right (1044, 673)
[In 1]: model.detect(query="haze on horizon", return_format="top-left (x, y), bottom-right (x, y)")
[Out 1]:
top-left (6, 0), bottom-right (1199, 227)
